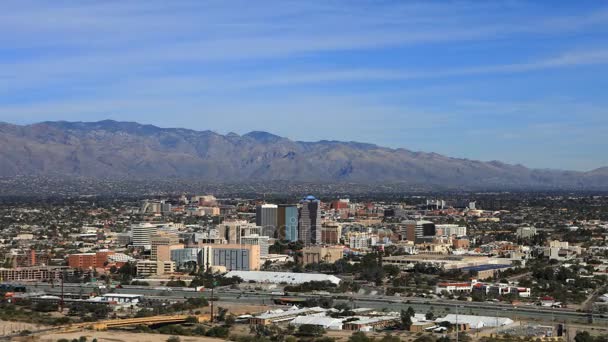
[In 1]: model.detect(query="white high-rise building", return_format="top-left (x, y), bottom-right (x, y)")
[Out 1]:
top-left (240, 234), bottom-right (270, 258)
top-left (131, 223), bottom-right (158, 249)
top-left (435, 224), bottom-right (467, 237)
top-left (219, 221), bottom-right (260, 244)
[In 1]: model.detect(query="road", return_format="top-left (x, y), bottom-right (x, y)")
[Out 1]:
top-left (22, 283), bottom-right (608, 326)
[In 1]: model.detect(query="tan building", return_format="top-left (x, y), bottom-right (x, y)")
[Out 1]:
top-left (0, 266), bottom-right (76, 281)
top-left (302, 246), bottom-right (343, 265)
top-left (321, 223), bottom-right (342, 245)
top-left (151, 233), bottom-right (182, 262)
top-left (200, 207), bottom-right (220, 216)
top-left (218, 221), bottom-right (258, 244)
top-left (453, 238), bottom-right (470, 250)
top-left (136, 260), bottom-right (175, 276)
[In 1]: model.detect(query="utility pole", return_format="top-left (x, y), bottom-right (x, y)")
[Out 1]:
top-left (495, 307), bottom-right (498, 335)
top-left (60, 272), bottom-right (64, 313)
top-left (455, 305), bottom-right (459, 342)
top-left (210, 280), bottom-right (217, 323)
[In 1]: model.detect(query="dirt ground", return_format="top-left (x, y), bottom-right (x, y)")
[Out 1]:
top-left (0, 320), bottom-right (50, 337)
top-left (36, 331), bottom-right (223, 342)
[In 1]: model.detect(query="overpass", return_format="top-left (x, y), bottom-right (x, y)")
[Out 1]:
top-left (60, 314), bottom-right (210, 332)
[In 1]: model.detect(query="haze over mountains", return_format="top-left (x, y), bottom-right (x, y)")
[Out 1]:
top-left (0, 120), bottom-right (606, 190)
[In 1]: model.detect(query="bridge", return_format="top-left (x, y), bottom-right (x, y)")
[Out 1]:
top-left (59, 314), bottom-right (210, 332)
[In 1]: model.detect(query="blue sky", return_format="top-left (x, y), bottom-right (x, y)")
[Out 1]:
top-left (1, 1), bottom-right (607, 171)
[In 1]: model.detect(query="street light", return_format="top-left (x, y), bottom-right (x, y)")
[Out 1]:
top-left (456, 305), bottom-right (464, 342)
top-left (210, 280), bottom-right (218, 323)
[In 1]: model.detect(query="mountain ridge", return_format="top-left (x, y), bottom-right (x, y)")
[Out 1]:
top-left (0, 120), bottom-right (605, 189)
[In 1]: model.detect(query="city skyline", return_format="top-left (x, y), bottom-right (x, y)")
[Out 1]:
top-left (1, 1), bottom-right (607, 170)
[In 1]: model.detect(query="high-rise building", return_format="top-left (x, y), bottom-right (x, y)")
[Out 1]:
top-left (150, 232), bottom-right (182, 262)
top-left (170, 247), bottom-right (213, 271)
top-left (277, 204), bottom-right (298, 242)
top-left (256, 204), bottom-right (278, 238)
top-left (219, 221), bottom-right (260, 244)
top-left (348, 233), bottom-right (378, 249)
top-left (321, 222), bottom-right (341, 245)
top-left (298, 196), bottom-right (322, 245)
top-left (131, 223), bottom-right (158, 249)
top-left (199, 244), bottom-right (260, 271)
top-left (435, 224), bottom-right (467, 237)
top-left (402, 220), bottom-right (436, 243)
top-left (240, 234), bottom-right (270, 257)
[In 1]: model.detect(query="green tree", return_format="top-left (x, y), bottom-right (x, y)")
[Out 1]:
top-left (574, 331), bottom-right (594, 342)
top-left (401, 309), bottom-right (413, 330)
top-left (297, 324), bottom-right (325, 337)
top-left (379, 334), bottom-right (401, 342)
top-left (225, 314), bottom-right (236, 327)
top-left (348, 331), bottom-right (374, 342)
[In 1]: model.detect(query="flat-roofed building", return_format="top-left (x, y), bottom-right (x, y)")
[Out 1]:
top-left (218, 221), bottom-right (259, 244)
top-left (343, 316), bottom-right (400, 331)
top-left (402, 220), bottom-right (436, 243)
top-left (131, 223), bottom-right (158, 249)
top-left (435, 282), bottom-right (472, 294)
top-left (299, 196), bottom-right (322, 245)
top-left (225, 270), bottom-right (341, 285)
top-left (321, 222), bottom-right (341, 245)
top-left (436, 224), bottom-right (467, 237)
top-left (199, 243), bottom-right (260, 271)
top-left (249, 306), bottom-right (327, 326)
top-left (68, 250), bottom-right (116, 269)
top-left (278, 204), bottom-right (298, 241)
top-left (240, 234), bottom-right (270, 258)
top-left (150, 232), bottom-right (182, 262)
top-left (0, 266), bottom-right (75, 281)
top-left (302, 246), bottom-right (343, 265)
top-left (256, 204), bottom-right (278, 238)
top-left (136, 260), bottom-right (175, 276)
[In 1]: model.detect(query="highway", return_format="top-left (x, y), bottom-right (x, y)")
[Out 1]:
top-left (22, 283), bottom-right (608, 326)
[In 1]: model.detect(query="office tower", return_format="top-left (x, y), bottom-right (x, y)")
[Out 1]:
top-left (170, 247), bottom-right (213, 271)
top-left (161, 202), bottom-right (172, 214)
top-left (298, 195), bottom-right (322, 245)
top-left (150, 232), bottom-right (181, 262)
top-left (277, 204), bottom-right (298, 241)
top-left (256, 204), bottom-right (278, 237)
top-left (435, 224), bottom-right (467, 237)
top-left (403, 220), bottom-right (436, 243)
top-left (426, 199), bottom-right (445, 210)
top-left (321, 222), bottom-right (341, 245)
top-left (219, 221), bottom-right (259, 244)
top-left (131, 223), bottom-right (158, 248)
top-left (200, 244), bottom-right (260, 271)
top-left (240, 234), bottom-right (270, 257)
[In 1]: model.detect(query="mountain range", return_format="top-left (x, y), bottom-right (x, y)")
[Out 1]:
top-left (0, 120), bottom-right (606, 190)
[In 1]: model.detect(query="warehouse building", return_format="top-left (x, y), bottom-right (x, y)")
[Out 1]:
top-left (224, 270), bottom-right (341, 285)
